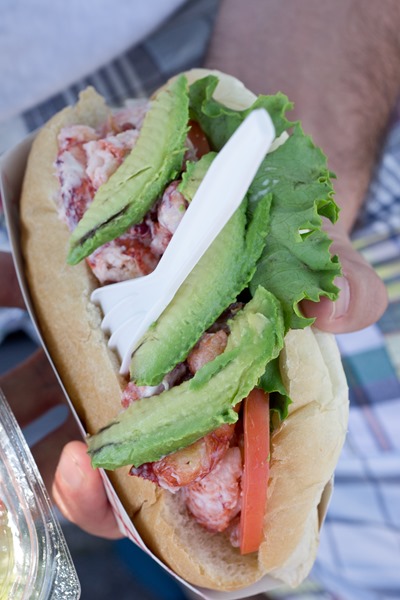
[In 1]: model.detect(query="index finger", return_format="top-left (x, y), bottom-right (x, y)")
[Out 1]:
top-left (301, 224), bottom-right (388, 333)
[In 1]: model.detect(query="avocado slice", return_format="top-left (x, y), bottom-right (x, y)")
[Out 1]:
top-left (177, 151), bottom-right (215, 201)
top-left (67, 75), bottom-right (190, 265)
top-left (88, 286), bottom-right (284, 470)
top-left (129, 166), bottom-right (272, 386)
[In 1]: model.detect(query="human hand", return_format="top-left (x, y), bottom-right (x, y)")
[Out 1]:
top-left (0, 251), bottom-right (121, 539)
top-left (205, 0), bottom-right (394, 335)
top-left (301, 221), bottom-right (388, 333)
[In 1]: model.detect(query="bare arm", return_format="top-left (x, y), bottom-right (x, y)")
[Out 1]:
top-left (205, 0), bottom-right (400, 230)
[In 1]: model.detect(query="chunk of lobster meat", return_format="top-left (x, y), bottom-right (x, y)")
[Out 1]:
top-left (58, 176), bottom-right (95, 230)
top-left (121, 364), bottom-right (189, 410)
top-left (56, 136), bottom-right (96, 229)
top-left (121, 380), bottom-right (165, 409)
top-left (130, 423), bottom-right (236, 492)
top-left (57, 124), bottom-right (98, 152)
top-left (187, 330), bottom-right (228, 375)
top-left (86, 236), bottom-right (158, 285)
top-left (84, 129), bottom-right (139, 189)
top-left (182, 447), bottom-right (243, 532)
top-left (147, 182), bottom-right (187, 257)
top-left (157, 181), bottom-right (188, 235)
top-left (56, 125), bottom-right (138, 230)
top-left (149, 221), bottom-right (172, 257)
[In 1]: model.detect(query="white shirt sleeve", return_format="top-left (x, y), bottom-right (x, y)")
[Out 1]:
top-left (0, 0), bottom-right (187, 122)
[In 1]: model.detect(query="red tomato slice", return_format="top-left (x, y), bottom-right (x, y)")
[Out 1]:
top-left (239, 388), bottom-right (270, 555)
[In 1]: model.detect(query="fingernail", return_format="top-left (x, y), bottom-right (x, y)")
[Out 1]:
top-left (330, 276), bottom-right (350, 320)
top-left (59, 453), bottom-right (85, 490)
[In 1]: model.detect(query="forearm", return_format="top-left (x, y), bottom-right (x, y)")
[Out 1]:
top-left (205, 0), bottom-right (400, 231)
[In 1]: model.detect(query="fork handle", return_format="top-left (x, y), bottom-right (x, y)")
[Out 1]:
top-left (153, 108), bottom-right (275, 302)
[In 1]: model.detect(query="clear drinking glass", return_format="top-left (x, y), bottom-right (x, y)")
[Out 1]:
top-left (0, 389), bottom-right (80, 599)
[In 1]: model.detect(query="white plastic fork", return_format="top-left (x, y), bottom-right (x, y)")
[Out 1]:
top-left (91, 108), bottom-right (275, 374)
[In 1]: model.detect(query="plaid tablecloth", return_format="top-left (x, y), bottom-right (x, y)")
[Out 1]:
top-left (1, 2), bottom-right (399, 598)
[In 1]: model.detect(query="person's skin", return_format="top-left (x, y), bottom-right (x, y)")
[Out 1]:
top-left (206, 0), bottom-right (398, 332)
top-left (0, 0), bottom-right (397, 539)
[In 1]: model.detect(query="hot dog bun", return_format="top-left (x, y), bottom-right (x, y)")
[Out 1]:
top-left (20, 69), bottom-right (349, 591)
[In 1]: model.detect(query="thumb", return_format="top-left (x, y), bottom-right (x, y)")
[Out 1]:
top-left (52, 440), bottom-right (122, 540)
top-left (302, 226), bottom-right (388, 334)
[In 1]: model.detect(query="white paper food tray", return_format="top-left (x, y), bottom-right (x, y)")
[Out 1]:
top-left (0, 134), bottom-right (334, 599)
